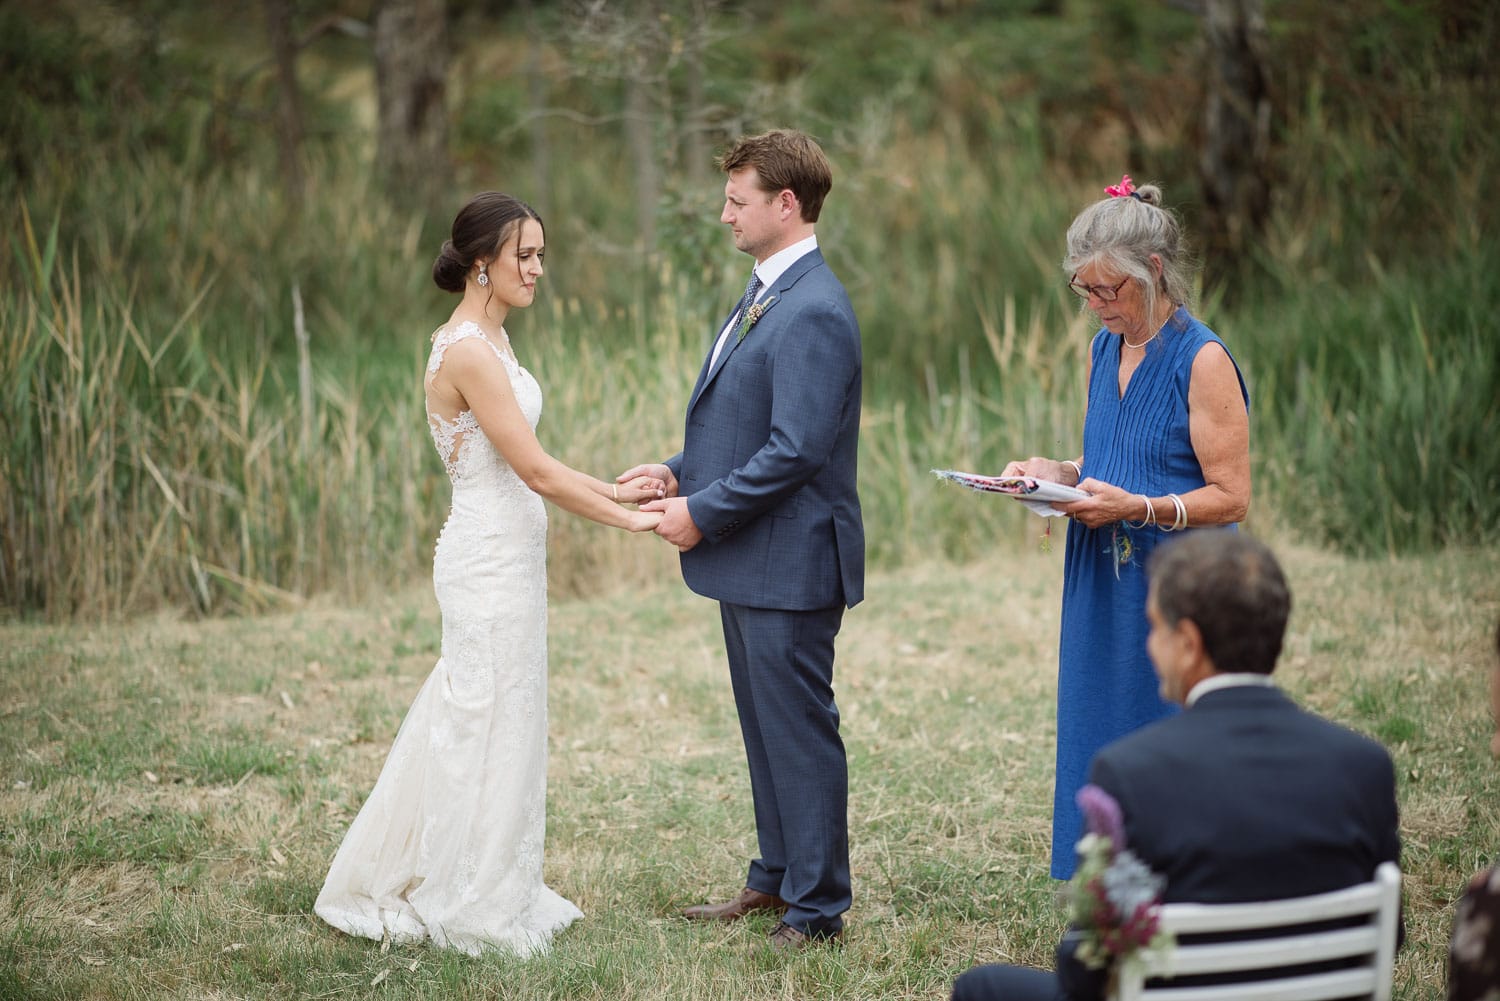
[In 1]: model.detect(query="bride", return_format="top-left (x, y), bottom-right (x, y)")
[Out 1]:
top-left (314, 192), bottom-right (663, 957)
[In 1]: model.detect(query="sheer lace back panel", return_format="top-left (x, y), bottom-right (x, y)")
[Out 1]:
top-left (425, 321), bottom-right (543, 484)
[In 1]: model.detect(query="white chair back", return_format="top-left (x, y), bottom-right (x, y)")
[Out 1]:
top-left (1111, 862), bottom-right (1401, 1001)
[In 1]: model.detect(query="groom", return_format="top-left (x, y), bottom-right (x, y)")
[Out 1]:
top-left (620, 129), bottom-right (864, 951)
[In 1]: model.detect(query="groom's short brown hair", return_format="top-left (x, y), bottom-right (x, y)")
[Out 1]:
top-left (717, 129), bottom-right (832, 223)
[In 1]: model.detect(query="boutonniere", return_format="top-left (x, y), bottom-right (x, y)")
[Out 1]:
top-left (737, 295), bottom-right (777, 342)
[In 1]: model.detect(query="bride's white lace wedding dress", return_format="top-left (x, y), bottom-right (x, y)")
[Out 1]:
top-left (314, 321), bottom-right (582, 957)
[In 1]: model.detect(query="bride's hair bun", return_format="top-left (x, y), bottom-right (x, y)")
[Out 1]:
top-left (432, 240), bottom-right (469, 293)
top-left (432, 192), bottom-right (545, 295)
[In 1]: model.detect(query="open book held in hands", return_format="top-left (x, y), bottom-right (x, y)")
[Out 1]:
top-left (932, 469), bottom-right (1090, 518)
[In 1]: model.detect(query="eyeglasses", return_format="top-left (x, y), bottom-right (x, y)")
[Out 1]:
top-left (1068, 275), bottom-right (1131, 302)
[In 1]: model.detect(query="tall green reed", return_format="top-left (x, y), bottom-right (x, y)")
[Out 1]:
top-left (9, 120), bottom-right (1494, 621)
top-left (2, 150), bottom-right (441, 618)
top-left (1239, 243), bottom-right (1500, 556)
top-left (6, 0), bottom-right (1498, 619)
top-left (0, 156), bottom-right (1085, 620)
top-left (1228, 46), bottom-right (1500, 556)
top-left (2, 216), bottom-right (430, 618)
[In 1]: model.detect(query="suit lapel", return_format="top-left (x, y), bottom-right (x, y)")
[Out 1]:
top-left (707, 294), bottom-right (780, 378)
top-left (686, 303), bottom-right (742, 408)
top-left (688, 249), bottom-right (823, 413)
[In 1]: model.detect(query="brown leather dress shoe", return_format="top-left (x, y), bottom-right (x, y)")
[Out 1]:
top-left (681, 887), bottom-right (789, 922)
top-left (767, 921), bottom-right (843, 953)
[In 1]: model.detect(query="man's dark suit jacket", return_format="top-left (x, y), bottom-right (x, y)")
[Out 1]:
top-left (666, 247), bottom-right (864, 612)
top-left (1055, 682), bottom-right (1402, 999)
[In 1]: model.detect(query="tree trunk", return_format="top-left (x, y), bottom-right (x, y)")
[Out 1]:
top-left (625, 65), bottom-right (658, 254)
top-left (373, 0), bottom-right (450, 214)
top-left (1199, 0), bottom-right (1271, 292)
top-left (680, 0), bottom-right (713, 188)
top-left (519, 0), bottom-right (552, 212)
top-left (264, 0), bottom-right (305, 206)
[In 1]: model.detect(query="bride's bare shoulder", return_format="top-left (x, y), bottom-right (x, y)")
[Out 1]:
top-left (427, 321), bottom-right (490, 371)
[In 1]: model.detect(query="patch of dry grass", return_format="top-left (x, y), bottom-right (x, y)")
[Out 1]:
top-left (2, 540), bottom-right (1496, 999)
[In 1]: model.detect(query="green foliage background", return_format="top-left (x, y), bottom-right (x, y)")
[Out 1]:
top-left (3, 0), bottom-right (1498, 618)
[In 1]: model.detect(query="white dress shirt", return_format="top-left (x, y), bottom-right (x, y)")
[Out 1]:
top-left (1185, 671), bottom-right (1278, 708)
top-left (708, 235), bottom-right (819, 370)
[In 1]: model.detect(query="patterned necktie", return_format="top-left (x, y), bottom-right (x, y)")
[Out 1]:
top-left (710, 271), bottom-right (763, 371)
top-left (732, 272), bottom-right (763, 330)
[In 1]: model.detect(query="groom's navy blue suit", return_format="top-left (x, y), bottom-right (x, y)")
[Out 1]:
top-left (665, 247), bottom-right (863, 936)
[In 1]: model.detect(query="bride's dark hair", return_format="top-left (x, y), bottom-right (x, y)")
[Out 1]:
top-left (432, 192), bottom-right (544, 293)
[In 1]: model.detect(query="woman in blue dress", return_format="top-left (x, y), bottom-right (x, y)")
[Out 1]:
top-left (1003, 175), bottom-right (1252, 879)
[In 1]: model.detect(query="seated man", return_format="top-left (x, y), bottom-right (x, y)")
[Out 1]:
top-left (953, 531), bottom-right (1402, 1001)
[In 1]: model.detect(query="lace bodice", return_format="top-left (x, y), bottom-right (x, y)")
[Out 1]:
top-left (425, 321), bottom-right (543, 486)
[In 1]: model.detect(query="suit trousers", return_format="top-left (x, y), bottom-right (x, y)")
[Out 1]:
top-left (951, 965), bottom-right (1066, 1001)
top-left (720, 601), bottom-right (849, 936)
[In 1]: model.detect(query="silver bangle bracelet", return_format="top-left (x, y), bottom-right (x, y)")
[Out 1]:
top-left (1126, 494), bottom-right (1154, 530)
top-left (1164, 492), bottom-right (1187, 531)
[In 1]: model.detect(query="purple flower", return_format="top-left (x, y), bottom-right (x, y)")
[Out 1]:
top-left (1077, 783), bottom-right (1125, 848)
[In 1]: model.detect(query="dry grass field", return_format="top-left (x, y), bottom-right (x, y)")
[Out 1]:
top-left (2, 540), bottom-right (1497, 999)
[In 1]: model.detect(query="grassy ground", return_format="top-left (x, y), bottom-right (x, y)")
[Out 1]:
top-left (2, 538), bottom-right (1497, 999)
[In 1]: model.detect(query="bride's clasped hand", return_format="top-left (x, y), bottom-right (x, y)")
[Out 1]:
top-left (614, 472), bottom-right (668, 509)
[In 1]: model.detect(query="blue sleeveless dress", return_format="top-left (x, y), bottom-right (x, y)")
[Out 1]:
top-left (1050, 308), bottom-right (1249, 879)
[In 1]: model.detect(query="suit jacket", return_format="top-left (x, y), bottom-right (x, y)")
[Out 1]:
top-left (665, 248), bottom-right (864, 611)
top-left (1057, 683), bottom-right (1402, 999)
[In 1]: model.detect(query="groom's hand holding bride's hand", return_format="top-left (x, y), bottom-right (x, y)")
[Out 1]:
top-left (639, 496), bottom-right (701, 552)
top-left (612, 465), bottom-right (671, 534)
top-left (617, 464), bottom-right (698, 550)
top-left (615, 463), bottom-right (697, 547)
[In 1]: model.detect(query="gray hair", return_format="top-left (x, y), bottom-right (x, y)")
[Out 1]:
top-left (1063, 183), bottom-right (1195, 323)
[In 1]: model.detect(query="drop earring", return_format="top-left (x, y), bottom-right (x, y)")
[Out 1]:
top-left (476, 264), bottom-right (489, 287)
